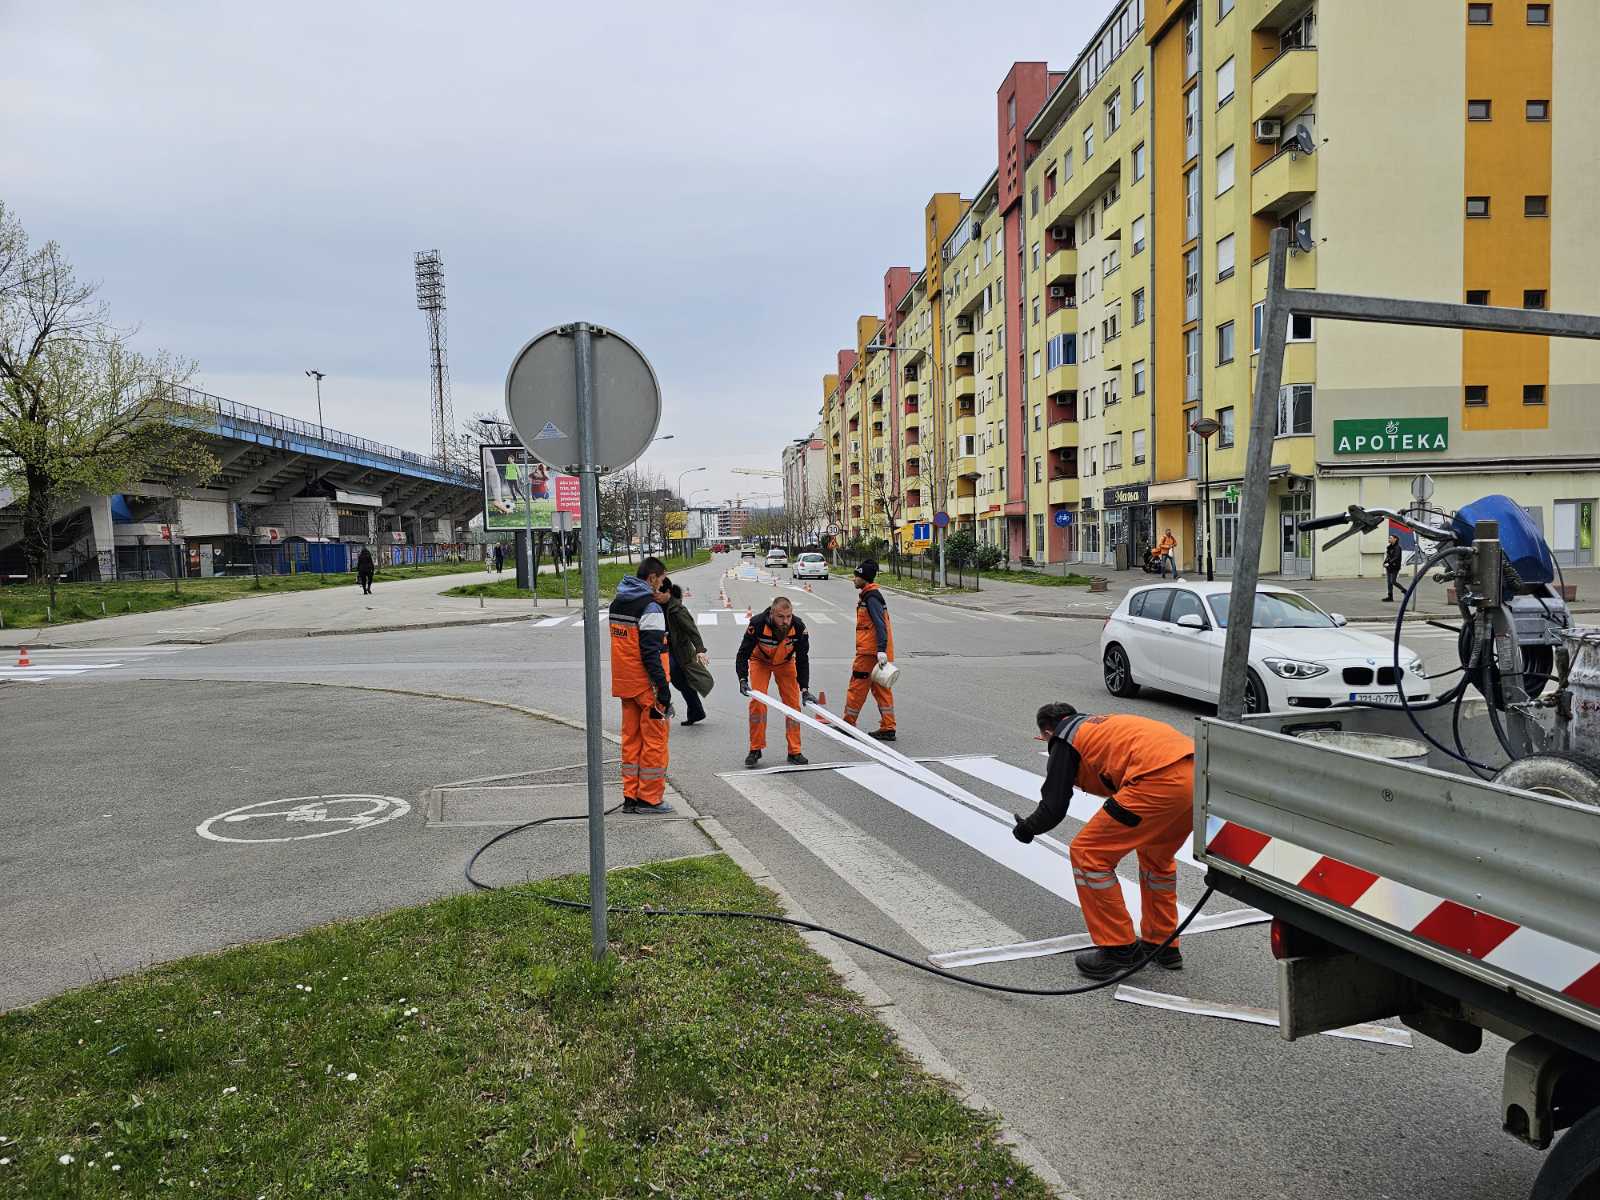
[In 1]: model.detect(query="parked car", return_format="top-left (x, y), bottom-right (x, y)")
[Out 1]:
top-left (766, 548), bottom-right (789, 569)
top-left (792, 552), bottom-right (828, 581)
top-left (1099, 580), bottom-right (1429, 713)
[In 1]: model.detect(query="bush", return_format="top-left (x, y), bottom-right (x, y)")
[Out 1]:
top-left (944, 530), bottom-right (977, 569)
top-left (975, 544), bottom-right (1005, 571)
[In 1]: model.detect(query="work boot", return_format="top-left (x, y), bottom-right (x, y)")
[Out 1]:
top-left (1073, 942), bottom-right (1142, 980)
top-left (622, 798), bottom-right (676, 815)
top-left (786, 753), bottom-right (809, 766)
top-left (744, 750), bottom-right (762, 768)
top-left (1137, 940), bottom-right (1184, 970)
top-left (868, 729), bottom-right (896, 743)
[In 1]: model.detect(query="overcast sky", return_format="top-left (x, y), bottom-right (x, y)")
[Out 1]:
top-left (8, 1), bottom-right (1103, 511)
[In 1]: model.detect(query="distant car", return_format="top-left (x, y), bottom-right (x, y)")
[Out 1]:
top-left (792, 552), bottom-right (828, 581)
top-left (766, 548), bottom-right (789, 569)
top-left (740, 547), bottom-right (757, 562)
top-left (1099, 580), bottom-right (1429, 714)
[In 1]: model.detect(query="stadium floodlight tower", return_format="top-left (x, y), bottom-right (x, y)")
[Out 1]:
top-left (414, 250), bottom-right (455, 467)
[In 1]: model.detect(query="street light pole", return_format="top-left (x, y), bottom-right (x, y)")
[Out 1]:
top-left (304, 370), bottom-right (326, 438)
top-left (1190, 416), bottom-right (1221, 583)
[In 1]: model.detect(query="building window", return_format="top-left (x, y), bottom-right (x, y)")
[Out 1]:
top-left (1032, 350), bottom-right (1042, 379)
top-left (1132, 69), bottom-right (1145, 109)
top-left (1008, 94), bottom-right (1017, 127)
top-left (1133, 429), bottom-right (1147, 465)
top-left (1219, 406), bottom-right (1236, 447)
top-left (1062, 148), bottom-right (1074, 180)
top-left (1277, 384), bottom-right (1313, 436)
top-left (1527, 99), bottom-right (1550, 121)
top-left (1528, 3), bottom-right (1551, 24)
top-left (1467, 289), bottom-right (1491, 305)
top-left (1219, 0), bottom-right (1235, 18)
top-left (1084, 125), bottom-right (1095, 160)
top-left (1128, 359), bottom-right (1146, 396)
top-left (1526, 194), bottom-right (1549, 217)
top-left (1465, 385), bottom-right (1488, 407)
top-left (1290, 312), bottom-right (1314, 342)
top-left (1184, 169), bottom-right (1199, 239)
top-left (1216, 145), bottom-right (1235, 195)
top-left (1106, 89), bottom-right (1122, 135)
top-left (1132, 141), bottom-right (1146, 181)
top-left (1468, 3), bottom-right (1493, 22)
top-left (1132, 288), bottom-right (1146, 325)
top-left (1032, 297), bottom-right (1041, 325)
top-left (1184, 87), bottom-right (1199, 159)
top-left (1034, 457), bottom-right (1043, 483)
top-left (1030, 186), bottom-right (1040, 216)
top-left (1218, 320), bottom-right (1236, 364)
top-left (1468, 98), bottom-right (1492, 121)
top-left (1524, 384), bottom-right (1547, 405)
top-left (1104, 246), bottom-right (1120, 276)
top-left (1032, 241), bottom-right (1041, 269)
top-left (1106, 437), bottom-right (1123, 470)
top-left (1217, 232), bottom-right (1236, 279)
top-left (1184, 249), bottom-right (1199, 321)
top-left (1525, 289), bottom-right (1547, 309)
top-left (1466, 195), bottom-right (1490, 218)
top-left (1184, 5), bottom-right (1199, 76)
top-left (1252, 301), bottom-right (1264, 350)
top-left (1216, 57), bottom-right (1236, 107)
top-left (1132, 215), bottom-right (1147, 254)
top-left (1033, 403), bottom-right (1041, 431)
top-left (1103, 310), bottom-right (1121, 343)
top-left (1184, 329), bottom-right (1199, 400)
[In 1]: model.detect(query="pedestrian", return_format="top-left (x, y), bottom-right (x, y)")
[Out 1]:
top-left (663, 579), bottom-right (712, 727)
top-left (492, 543), bottom-right (505, 574)
top-left (356, 546), bottom-right (375, 595)
top-left (1012, 703), bottom-right (1194, 979)
top-left (608, 557), bottom-right (675, 814)
top-left (737, 595), bottom-right (812, 767)
top-left (1383, 533), bottom-right (1403, 602)
top-left (1155, 527), bottom-right (1178, 578)
top-left (844, 559), bottom-right (895, 741)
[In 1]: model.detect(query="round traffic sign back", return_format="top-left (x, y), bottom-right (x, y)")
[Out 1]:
top-left (505, 324), bottom-right (661, 474)
top-left (932, 510), bottom-right (950, 529)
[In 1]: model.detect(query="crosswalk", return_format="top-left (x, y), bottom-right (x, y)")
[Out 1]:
top-left (0, 646), bottom-right (189, 684)
top-left (511, 606), bottom-right (1012, 631)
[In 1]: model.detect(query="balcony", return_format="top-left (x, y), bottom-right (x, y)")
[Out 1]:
top-left (950, 330), bottom-right (975, 358)
top-left (1048, 476), bottom-right (1080, 506)
top-left (903, 378), bottom-right (920, 400)
top-left (1044, 247), bottom-right (1077, 287)
top-left (1251, 145), bottom-right (1317, 217)
top-left (1046, 363), bottom-right (1077, 397)
top-left (1045, 307), bottom-right (1076, 343)
top-left (955, 456), bottom-right (980, 478)
top-left (953, 375), bottom-right (976, 401)
top-left (1047, 421), bottom-right (1079, 452)
top-left (954, 415), bottom-right (976, 441)
top-left (904, 409), bottom-right (920, 431)
top-left (1252, 47), bottom-right (1317, 123)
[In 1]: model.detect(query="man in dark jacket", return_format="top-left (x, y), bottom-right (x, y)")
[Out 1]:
top-left (663, 580), bottom-right (708, 726)
top-left (736, 595), bottom-right (812, 767)
top-left (1383, 534), bottom-right (1403, 602)
top-left (356, 547), bottom-right (375, 594)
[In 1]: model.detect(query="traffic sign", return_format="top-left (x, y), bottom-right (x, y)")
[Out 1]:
top-left (505, 325), bottom-right (661, 474)
top-left (932, 510), bottom-right (950, 529)
top-left (1411, 473), bottom-right (1436, 502)
top-left (827, 522), bottom-right (840, 536)
top-left (913, 521), bottom-right (932, 541)
top-left (1054, 510), bottom-right (1073, 527)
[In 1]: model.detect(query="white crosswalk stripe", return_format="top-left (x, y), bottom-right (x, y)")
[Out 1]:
top-left (0, 646), bottom-right (187, 685)
top-left (513, 606), bottom-right (1017, 631)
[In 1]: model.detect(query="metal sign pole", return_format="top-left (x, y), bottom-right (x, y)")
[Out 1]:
top-left (573, 323), bottom-right (608, 961)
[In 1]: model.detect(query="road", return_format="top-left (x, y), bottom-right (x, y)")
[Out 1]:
top-left (0, 553), bottom-right (1540, 1199)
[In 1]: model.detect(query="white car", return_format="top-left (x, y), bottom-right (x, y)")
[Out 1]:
top-left (792, 552), bottom-right (828, 581)
top-left (765, 548), bottom-right (789, 569)
top-left (1099, 580), bottom-right (1429, 714)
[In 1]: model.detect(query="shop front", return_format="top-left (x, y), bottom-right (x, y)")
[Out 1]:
top-left (1103, 484), bottom-right (1152, 572)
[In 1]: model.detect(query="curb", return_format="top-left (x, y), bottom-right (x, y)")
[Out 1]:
top-left (693, 813), bottom-right (1078, 1200)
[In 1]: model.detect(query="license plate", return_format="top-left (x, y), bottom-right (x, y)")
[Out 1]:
top-left (1350, 691), bottom-right (1401, 705)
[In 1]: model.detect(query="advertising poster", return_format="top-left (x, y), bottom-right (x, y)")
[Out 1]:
top-left (481, 444), bottom-right (581, 531)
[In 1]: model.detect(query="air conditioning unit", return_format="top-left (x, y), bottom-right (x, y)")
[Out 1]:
top-left (1049, 285), bottom-right (1067, 298)
top-left (1254, 118), bottom-right (1282, 144)
top-left (1048, 226), bottom-right (1068, 241)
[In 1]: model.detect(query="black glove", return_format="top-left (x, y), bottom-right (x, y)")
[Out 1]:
top-left (654, 687), bottom-right (673, 715)
top-left (801, 689), bottom-right (816, 706)
top-left (1012, 814), bottom-right (1035, 844)
top-left (738, 677), bottom-right (751, 696)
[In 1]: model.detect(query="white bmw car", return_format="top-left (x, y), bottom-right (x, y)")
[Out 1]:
top-left (792, 552), bottom-right (829, 581)
top-left (1099, 580), bottom-right (1429, 714)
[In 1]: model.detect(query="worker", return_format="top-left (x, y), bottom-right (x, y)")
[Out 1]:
top-left (1155, 527), bottom-right (1178, 578)
top-left (607, 556), bottom-right (675, 814)
top-left (736, 595), bottom-right (813, 768)
top-left (1012, 703), bottom-right (1193, 978)
top-left (844, 559), bottom-right (895, 741)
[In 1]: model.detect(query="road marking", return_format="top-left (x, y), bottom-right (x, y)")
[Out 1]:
top-left (800, 611), bottom-right (836, 624)
top-left (197, 794), bottom-right (411, 843)
top-left (928, 908), bottom-right (1268, 969)
top-left (695, 612), bottom-right (719, 626)
top-left (721, 771), bottom-right (1024, 952)
top-left (914, 613), bottom-right (952, 624)
top-left (534, 616), bottom-right (570, 628)
top-left (1114, 985), bottom-right (1412, 1048)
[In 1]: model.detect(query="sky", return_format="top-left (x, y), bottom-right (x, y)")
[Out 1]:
top-left (6, 0), bottom-right (1105, 512)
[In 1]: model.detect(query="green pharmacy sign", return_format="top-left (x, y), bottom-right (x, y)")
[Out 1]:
top-left (1332, 418), bottom-right (1448, 456)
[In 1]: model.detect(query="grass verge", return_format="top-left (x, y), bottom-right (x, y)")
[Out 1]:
top-left (0, 561), bottom-right (489, 630)
top-left (445, 550), bottom-right (712, 601)
top-left (0, 855), bottom-right (1046, 1199)
top-left (976, 569), bottom-right (1094, 588)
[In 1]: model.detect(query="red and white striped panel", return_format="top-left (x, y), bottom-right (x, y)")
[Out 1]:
top-left (1207, 821), bottom-right (1600, 1010)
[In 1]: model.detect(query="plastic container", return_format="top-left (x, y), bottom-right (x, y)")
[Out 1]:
top-left (1292, 730), bottom-right (1430, 764)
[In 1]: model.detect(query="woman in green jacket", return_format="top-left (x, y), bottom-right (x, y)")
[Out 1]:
top-left (663, 580), bottom-right (710, 726)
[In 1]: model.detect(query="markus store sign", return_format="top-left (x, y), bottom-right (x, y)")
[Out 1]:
top-left (1332, 417), bottom-right (1448, 456)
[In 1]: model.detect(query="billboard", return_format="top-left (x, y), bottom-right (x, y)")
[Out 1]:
top-left (481, 444), bottom-right (581, 531)
top-left (666, 510), bottom-right (688, 540)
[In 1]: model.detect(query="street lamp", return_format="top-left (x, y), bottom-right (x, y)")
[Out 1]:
top-left (1190, 416), bottom-right (1222, 582)
top-left (304, 370), bottom-right (326, 438)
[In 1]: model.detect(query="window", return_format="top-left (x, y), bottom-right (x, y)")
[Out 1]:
top-left (1280, 8), bottom-right (1316, 49)
top-left (1277, 384), bottom-right (1313, 436)
top-left (1103, 309), bottom-right (1121, 342)
top-left (1526, 194), bottom-right (1549, 217)
top-left (1465, 385), bottom-right (1488, 407)
top-left (1524, 384), bottom-right (1547, 405)
top-left (1103, 181), bottom-right (1120, 210)
top-left (1525, 289), bottom-right (1547, 309)
top-left (1007, 94), bottom-right (1017, 127)
top-left (1219, 406), bottom-right (1235, 447)
top-left (1133, 429), bottom-right (1147, 465)
top-left (1132, 215), bottom-right (1147, 254)
top-left (1032, 350), bottom-right (1042, 379)
top-left (1466, 196), bottom-right (1490, 218)
top-left (1528, 3), bottom-right (1550, 24)
top-left (1217, 233), bottom-right (1236, 279)
top-left (1030, 186), bottom-right (1040, 217)
top-left (1219, 0), bottom-right (1234, 17)
top-left (1184, 87), bottom-right (1199, 159)
top-left (1104, 246), bottom-right (1120, 276)
top-left (1105, 374), bottom-right (1121, 406)
top-left (1133, 359), bottom-right (1147, 395)
top-left (1468, 3), bottom-right (1493, 22)
top-left (1218, 320), bottom-right (1236, 364)
top-left (1032, 241), bottom-right (1041, 269)
top-left (1290, 312), bottom-right (1314, 342)
top-left (1467, 289), bottom-right (1491, 305)
top-left (1106, 89), bottom-right (1122, 135)
top-left (1033, 403), bottom-right (1041, 431)
top-left (1184, 329), bottom-right (1199, 400)
top-left (1106, 438), bottom-right (1122, 470)
top-left (1216, 57), bottom-right (1236, 107)
top-left (1062, 148), bottom-right (1073, 180)
top-left (1084, 125), bottom-right (1095, 160)
top-left (1132, 288), bottom-right (1146, 325)
top-left (1252, 302), bottom-right (1265, 350)
top-left (1527, 99), bottom-right (1550, 121)
top-left (1468, 99), bottom-right (1492, 121)
top-left (1184, 249), bottom-right (1199, 321)
top-left (1184, 169), bottom-right (1199, 238)
top-left (1216, 145), bottom-right (1235, 195)
top-left (1184, 5), bottom-right (1199, 76)
top-left (1132, 70), bottom-right (1145, 109)
top-left (1047, 333), bottom-right (1077, 368)
top-left (1034, 457), bottom-right (1043, 483)
top-left (1132, 141), bottom-right (1146, 181)
top-left (1032, 297), bottom-right (1041, 325)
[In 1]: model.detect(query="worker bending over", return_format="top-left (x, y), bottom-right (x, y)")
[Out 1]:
top-left (736, 595), bottom-right (813, 768)
top-left (1012, 703), bottom-right (1194, 978)
top-left (845, 559), bottom-right (895, 741)
top-left (608, 557), bottom-right (675, 814)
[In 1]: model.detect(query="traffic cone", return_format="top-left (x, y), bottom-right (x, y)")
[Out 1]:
top-left (813, 689), bottom-right (829, 724)
top-left (16, 646), bottom-right (30, 668)
top-left (745, 605), bottom-right (753, 620)
top-left (803, 582), bottom-right (813, 593)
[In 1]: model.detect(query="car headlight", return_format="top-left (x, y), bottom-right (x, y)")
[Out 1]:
top-left (1263, 657), bottom-right (1329, 680)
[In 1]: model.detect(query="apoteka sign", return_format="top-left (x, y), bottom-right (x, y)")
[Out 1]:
top-left (1332, 417), bottom-right (1448, 456)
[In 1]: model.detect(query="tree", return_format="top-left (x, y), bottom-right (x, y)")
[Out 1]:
top-left (0, 204), bottom-right (218, 601)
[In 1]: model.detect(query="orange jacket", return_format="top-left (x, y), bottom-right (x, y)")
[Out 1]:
top-left (608, 575), bottom-right (670, 698)
top-left (1060, 713), bottom-right (1193, 796)
top-left (1156, 533), bottom-right (1177, 557)
top-left (854, 583), bottom-right (893, 659)
top-left (735, 609), bottom-right (811, 687)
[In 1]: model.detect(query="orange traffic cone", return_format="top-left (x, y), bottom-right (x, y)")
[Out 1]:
top-left (813, 689), bottom-right (829, 724)
top-left (803, 582), bottom-right (813, 593)
top-left (16, 646), bottom-right (31, 667)
top-left (745, 605), bottom-right (753, 620)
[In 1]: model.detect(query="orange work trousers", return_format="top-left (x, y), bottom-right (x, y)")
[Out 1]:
top-left (1067, 756), bottom-right (1193, 947)
top-left (619, 689), bottom-right (670, 806)
top-left (748, 659), bottom-right (802, 755)
top-left (843, 654), bottom-right (895, 732)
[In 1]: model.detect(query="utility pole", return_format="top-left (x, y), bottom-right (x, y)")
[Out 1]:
top-left (304, 370), bottom-right (326, 438)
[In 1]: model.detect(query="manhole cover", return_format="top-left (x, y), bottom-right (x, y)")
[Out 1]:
top-left (197, 795), bottom-right (411, 843)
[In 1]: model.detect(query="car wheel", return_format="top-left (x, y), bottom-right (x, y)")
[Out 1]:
top-left (1103, 644), bottom-right (1140, 698)
top-left (1245, 669), bottom-right (1269, 715)
top-left (1493, 752), bottom-right (1600, 810)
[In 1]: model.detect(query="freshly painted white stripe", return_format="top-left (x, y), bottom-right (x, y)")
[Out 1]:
top-left (722, 771), bottom-right (1025, 952)
top-left (1114, 986), bottom-right (1412, 1048)
top-left (800, 611), bottom-right (836, 624)
top-left (535, 616), bottom-right (570, 628)
top-left (927, 908), bottom-right (1269, 968)
top-left (25, 647), bottom-right (180, 655)
top-left (695, 612), bottom-right (719, 626)
top-left (0, 664), bottom-right (104, 675)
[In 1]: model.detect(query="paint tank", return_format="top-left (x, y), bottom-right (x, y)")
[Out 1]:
top-left (1291, 730), bottom-right (1430, 765)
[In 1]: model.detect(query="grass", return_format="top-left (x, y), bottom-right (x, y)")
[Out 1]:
top-left (870, 571), bottom-right (976, 597)
top-left (0, 855), bottom-right (1048, 1199)
top-left (0, 561), bottom-right (490, 629)
top-left (445, 550), bottom-right (712, 601)
top-left (976, 568), bottom-right (1094, 588)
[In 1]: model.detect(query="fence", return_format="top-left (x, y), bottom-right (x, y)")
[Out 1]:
top-left (829, 545), bottom-right (982, 591)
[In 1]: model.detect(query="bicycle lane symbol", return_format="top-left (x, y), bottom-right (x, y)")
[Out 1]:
top-left (196, 795), bottom-right (412, 844)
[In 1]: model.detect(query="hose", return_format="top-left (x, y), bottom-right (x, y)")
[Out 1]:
top-left (466, 810), bottom-right (1216, 998)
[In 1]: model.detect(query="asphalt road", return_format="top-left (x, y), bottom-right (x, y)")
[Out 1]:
top-left (0, 553), bottom-right (1541, 1199)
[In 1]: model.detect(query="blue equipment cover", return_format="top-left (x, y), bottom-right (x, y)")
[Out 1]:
top-left (1452, 494), bottom-right (1557, 584)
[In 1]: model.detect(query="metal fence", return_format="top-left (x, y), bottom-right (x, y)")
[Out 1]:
top-left (829, 545), bottom-right (982, 591)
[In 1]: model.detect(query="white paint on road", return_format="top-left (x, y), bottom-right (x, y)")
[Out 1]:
top-left (1114, 985), bottom-right (1413, 1048)
top-left (695, 612), bottom-right (720, 626)
top-left (197, 794), bottom-right (411, 843)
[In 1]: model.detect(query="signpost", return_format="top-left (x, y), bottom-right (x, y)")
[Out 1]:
top-left (507, 324), bottom-right (662, 961)
top-left (1054, 510), bottom-right (1073, 527)
top-left (932, 511), bottom-right (950, 586)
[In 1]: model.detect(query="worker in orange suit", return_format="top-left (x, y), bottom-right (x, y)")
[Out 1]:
top-left (608, 556), bottom-right (675, 814)
top-left (736, 595), bottom-right (813, 769)
top-left (1012, 703), bottom-right (1194, 978)
top-left (844, 559), bottom-right (895, 741)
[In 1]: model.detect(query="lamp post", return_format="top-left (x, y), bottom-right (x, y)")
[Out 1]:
top-left (673, 467), bottom-right (706, 556)
top-left (304, 370), bottom-right (326, 438)
top-left (1190, 416), bottom-right (1222, 582)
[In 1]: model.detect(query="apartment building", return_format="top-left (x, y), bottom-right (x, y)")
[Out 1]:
top-left (815, 0), bottom-right (1599, 575)
top-left (781, 428), bottom-right (828, 526)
